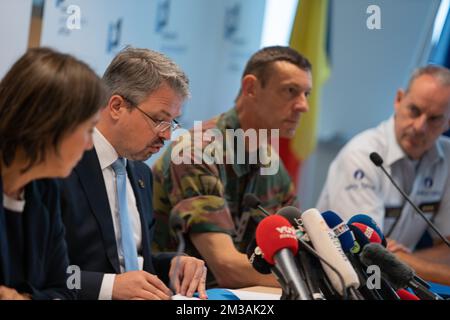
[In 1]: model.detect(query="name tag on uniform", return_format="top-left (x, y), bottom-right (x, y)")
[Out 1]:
top-left (385, 206), bottom-right (402, 219)
top-left (384, 206), bottom-right (402, 236)
top-left (418, 201), bottom-right (440, 220)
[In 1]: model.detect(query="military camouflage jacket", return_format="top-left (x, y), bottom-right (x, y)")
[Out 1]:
top-left (152, 107), bottom-right (297, 280)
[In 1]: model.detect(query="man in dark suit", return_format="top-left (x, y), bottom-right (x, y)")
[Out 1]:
top-left (60, 47), bottom-right (207, 300)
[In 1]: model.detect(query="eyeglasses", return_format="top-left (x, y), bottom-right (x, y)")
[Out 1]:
top-left (121, 96), bottom-right (180, 133)
top-left (135, 105), bottom-right (180, 133)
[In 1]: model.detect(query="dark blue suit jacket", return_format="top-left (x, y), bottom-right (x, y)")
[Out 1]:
top-left (59, 149), bottom-right (175, 300)
top-left (0, 178), bottom-right (75, 300)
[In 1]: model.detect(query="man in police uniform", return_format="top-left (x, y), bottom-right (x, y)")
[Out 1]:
top-left (152, 46), bottom-right (312, 288)
top-left (317, 65), bottom-right (450, 285)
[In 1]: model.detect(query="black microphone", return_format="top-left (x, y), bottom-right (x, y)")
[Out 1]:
top-left (246, 239), bottom-right (272, 275)
top-left (243, 193), bottom-right (270, 217)
top-left (370, 152), bottom-right (450, 248)
top-left (360, 243), bottom-right (443, 300)
top-left (348, 224), bottom-right (400, 300)
top-left (246, 238), bottom-right (290, 299)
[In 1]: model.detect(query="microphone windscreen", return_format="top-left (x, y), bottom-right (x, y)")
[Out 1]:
top-left (322, 211), bottom-right (356, 253)
top-left (246, 239), bottom-right (272, 274)
top-left (351, 222), bottom-right (382, 244)
top-left (360, 243), bottom-right (415, 290)
top-left (243, 193), bottom-right (261, 209)
top-left (348, 214), bottom-right (387, 247)
top-left (369, 152), bottom-right (383, 167)
top-left (256, 215), bottom-right (298, 265)
top-left (169, 211), bottom-right (187, 232)
top-left (277, 206), bottom-right (303, 229)
top-left (397, 289), bottom-right (420, 300)
top-left (348, 224), bottom-right (370, 254)
top-left (302, 208), bottom-right (360, 294)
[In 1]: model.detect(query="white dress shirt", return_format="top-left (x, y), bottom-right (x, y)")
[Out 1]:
top-left (317, 116), bottom-right (450, 251)
top-left (93, 128), bottom-right (144, 300)
top-left (3, 192), bottom-right (25, 212)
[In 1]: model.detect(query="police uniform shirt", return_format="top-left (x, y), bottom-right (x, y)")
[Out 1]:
top-left (317, 116), bottom-right (450, 251)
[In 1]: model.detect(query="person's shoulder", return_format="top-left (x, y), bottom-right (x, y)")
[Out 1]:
top-left (437, 135), bottom-right (450, 152)
top-left (436, 135), bottom-right (450, 168)
top-left (33, 178), bottom-right (59, 195)
top-left (29, 178), bottom-right (62, 216)
top-left (130, 160), bottom-right (152, 177)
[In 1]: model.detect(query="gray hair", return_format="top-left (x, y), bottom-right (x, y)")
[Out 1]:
top-left (407, 65), bottom-right (450, 92)
top-left (103, 46), bottom-right (190, 105)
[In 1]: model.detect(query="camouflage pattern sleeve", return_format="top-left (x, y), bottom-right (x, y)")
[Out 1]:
top-left (283, 181), bottom-right (299, 207)
top-left (168, 160), bottom-right (235, 235)
top-left (153, 142), bottom-right (235, 246)
top-left (278, 160), bottom-right (299, 208)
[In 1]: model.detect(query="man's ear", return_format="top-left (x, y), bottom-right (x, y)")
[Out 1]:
top-left (241, 74), bottom-right (258, 98)
top-left (394, 89), bottom-right (405, 112)
top-left (108, 95), bottom-right (125, 120)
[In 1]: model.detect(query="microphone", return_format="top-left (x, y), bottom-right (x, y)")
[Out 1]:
top-left (169, 211), bottom-right (189, 234)
top-left (246, 239), bottom-right (272, 275)
top-left (348, 214), bottom-right (387, 247)
top-left (322, 211), bottom-right (383, 300)
top-left (369, 152), bottom-right (450, 248)
top-left (256, 215), bottom-right (311, 300)
top-left (351, 223), bottom-right (382, 245)
top-left (347, 223), bottom-right (400, 300)
top-left (277, 207), bottom-right (326, 300)
top-left (397, 289), bottom-right (420, 300)
top-left (301, 208), bottom-right (360, 298)
top-left (246, 238), bottom-right (289, 298)
top-left (243, 193), bottom-right (270, 217)
top-left (351, 217), bottom-right (429, 291)
top-left (347, 224), bottom-right (370, 254)
top-left (322, 211), bottom-right (356, 253)
top-left (350, 218), bottom-right (429, 291)
top-left (276, 206), bottom-right (303, 230)
top-left (360, 243), bottom-right (443, 300)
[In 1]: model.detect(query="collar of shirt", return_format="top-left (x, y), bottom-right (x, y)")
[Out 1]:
top-left (93, 128), bottom-right (127, 170)
top-left (3, 192), bottom-right (25, 212)
top-left (384, 116), bottom-right (444, 168)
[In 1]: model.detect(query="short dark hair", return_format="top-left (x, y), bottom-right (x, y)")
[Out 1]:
top-left (0, 47), bottom-right (107, 171)
top-left (241, 46), bottom-right (312, 87)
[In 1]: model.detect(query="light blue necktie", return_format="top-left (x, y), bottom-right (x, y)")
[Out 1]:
top-left (111, 157), bottom-right (139, 272)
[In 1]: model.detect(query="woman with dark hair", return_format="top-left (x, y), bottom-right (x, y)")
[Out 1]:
top-left (0, 48), bottom-right (107, 299)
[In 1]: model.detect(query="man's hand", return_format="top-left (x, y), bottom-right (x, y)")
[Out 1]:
top-left (386, 238), bottom-right (412, 254)
top-left (112, 270), bottom-right (172, 300)
top-left (0, 286), bottom-right (31, 300)
top-left (169, 256), bottom-right (207, 299)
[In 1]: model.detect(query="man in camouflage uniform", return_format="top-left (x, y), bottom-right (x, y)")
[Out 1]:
top-left (152, 46), bottom-right (313, 288)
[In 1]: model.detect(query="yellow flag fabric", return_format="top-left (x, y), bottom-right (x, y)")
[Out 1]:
top-left (289, 0), bottom-right (330, 159)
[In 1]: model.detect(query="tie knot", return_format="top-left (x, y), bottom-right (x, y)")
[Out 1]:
top-left (111, 157), bottom-right (126, 175)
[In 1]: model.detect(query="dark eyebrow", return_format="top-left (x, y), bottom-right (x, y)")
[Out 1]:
top-left (284, 82), bottom-right (312, 91)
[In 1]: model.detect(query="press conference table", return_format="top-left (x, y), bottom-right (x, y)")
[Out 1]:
top-left (239, 286), bottom-right (282, 295)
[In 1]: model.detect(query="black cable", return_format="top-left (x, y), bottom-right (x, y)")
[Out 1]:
top-left (298, 238), bottom-right (349, 300)
top-left (170, 231), bottom-right (186, 293)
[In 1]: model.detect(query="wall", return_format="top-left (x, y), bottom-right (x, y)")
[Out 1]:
top-left (298, 0), bottom-right (441, 209)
